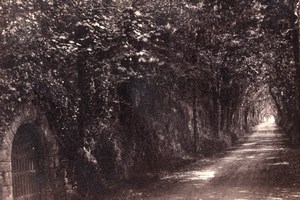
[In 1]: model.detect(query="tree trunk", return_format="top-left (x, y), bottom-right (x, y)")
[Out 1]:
top-left (292, 1), bottom-right (300, 144)
top-left (292, 9), bottom-right (300, 111)
top-left (192, 81), bottom-right (199, 153)
top-left (76, 50), bottom-right (92, 198)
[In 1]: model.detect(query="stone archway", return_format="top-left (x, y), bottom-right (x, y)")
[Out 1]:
top-left (0, 105), bottom-right (65, 200)
top-left (12, 123), bottom-right (44, 200)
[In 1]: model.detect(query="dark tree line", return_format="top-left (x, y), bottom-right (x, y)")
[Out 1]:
top-left (1, 0), bottom-right (300, 198)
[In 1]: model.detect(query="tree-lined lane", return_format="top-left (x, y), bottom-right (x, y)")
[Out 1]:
top-left (138, 123), bottom-right (300, 200)
top-left (2, 1), bottom-right (300, 198)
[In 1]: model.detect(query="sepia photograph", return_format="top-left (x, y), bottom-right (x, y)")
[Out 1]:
top-left (1, 0), bottom-right (300, 199)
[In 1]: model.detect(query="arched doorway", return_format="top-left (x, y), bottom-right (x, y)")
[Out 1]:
top-left (12, 124), bottom-right (45, 200)
top-left (0, 105), bottom-right (66, 199)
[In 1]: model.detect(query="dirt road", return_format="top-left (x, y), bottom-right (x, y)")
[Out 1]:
top-left (106, 123), bottom-right (300, 199)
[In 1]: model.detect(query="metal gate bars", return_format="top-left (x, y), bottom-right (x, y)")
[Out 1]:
top-left (12, 124), bottom-right (42, 200)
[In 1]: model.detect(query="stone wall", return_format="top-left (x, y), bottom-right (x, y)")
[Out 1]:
top-left (0, 104), bottom-right (65, 200)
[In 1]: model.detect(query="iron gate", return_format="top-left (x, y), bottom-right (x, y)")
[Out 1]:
top-left (12, 124), bottom-right (42, 200)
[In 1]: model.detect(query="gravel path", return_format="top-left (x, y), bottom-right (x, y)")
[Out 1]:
top-left (104, 123), bottom-right (300, 200)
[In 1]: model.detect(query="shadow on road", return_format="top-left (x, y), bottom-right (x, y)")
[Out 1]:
top-left (103, 123), bottom-right (300, 200)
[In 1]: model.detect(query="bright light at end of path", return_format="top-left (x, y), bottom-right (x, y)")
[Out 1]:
top-left (265, 115), bottom-right (275, 124)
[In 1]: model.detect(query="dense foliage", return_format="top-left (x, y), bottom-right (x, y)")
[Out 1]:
top-left (1, 0), bottom-right (299, 198)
